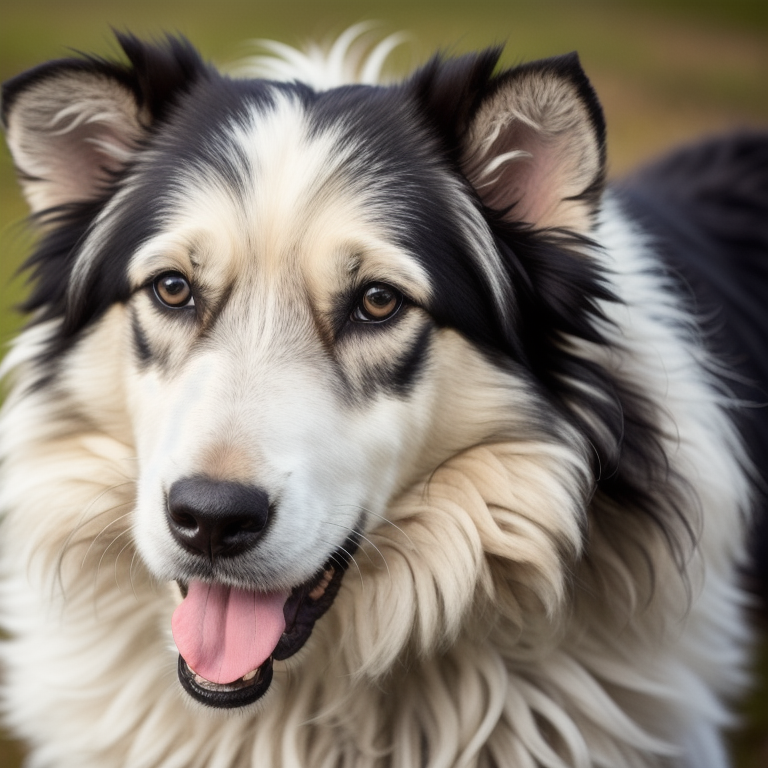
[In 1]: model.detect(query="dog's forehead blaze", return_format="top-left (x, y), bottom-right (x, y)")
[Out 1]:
top-left (127, 93), bottom-right (432, 306)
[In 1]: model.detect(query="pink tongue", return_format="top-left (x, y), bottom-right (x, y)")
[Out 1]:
top-left (172, 581), bottom-right (289, 685)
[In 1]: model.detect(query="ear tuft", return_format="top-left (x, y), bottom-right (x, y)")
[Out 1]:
top-left (409, 48), bottom-right (503, 162)
top-left (462, 53), bottom-right (606, 233)
top-left (114, 33), bottom-right (207, 123)
top-left (2, 34), bottom-right (206, 216)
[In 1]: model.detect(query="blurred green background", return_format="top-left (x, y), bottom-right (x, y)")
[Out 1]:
top-left (0, 0), bottom-right (766, 766)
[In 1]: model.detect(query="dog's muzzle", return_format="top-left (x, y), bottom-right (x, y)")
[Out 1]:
top-left (166, 477), bottom-right (359, 708)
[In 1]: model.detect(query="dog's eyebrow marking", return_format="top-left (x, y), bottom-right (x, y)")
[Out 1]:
top-left (127, 234), bottom-right (198, 287)
top-left (339, 244), bottom-right (432, 305)
top-left (343, 252), bottom-right (363, 275)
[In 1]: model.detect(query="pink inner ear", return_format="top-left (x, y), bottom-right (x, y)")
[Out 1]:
top-left (467, 118), bottom-right (584, 232)
top-left (472, 126), bottom-right (567, 228)
top-left (47, 121), bottom-right (135, 204)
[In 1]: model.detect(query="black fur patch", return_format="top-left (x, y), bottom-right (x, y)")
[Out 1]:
top-left (389, 324), bottom-right (433, 396)
top-left (130, 310), bottom-right (152, 365)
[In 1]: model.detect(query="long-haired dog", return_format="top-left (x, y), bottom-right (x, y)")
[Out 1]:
top-left (1, 30), bottom-right (766, 768)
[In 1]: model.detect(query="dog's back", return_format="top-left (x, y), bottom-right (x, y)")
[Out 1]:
top-left (618, 133), bottom-right (768, 602)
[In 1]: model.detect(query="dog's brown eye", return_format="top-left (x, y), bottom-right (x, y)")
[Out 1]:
top-left (353, 284), bottom-right (402, 323)
top-left (154, 273), bottom-right (194, 308)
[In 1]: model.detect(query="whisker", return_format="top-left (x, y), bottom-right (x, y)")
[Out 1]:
top-left (323, 521), bottom-right (390, 579)
top-left (94, 528), bottom-right (131, 604)
top-left (80, 510), bottom-right (134, 571)
top-left (55, 481), bottom-right (135, 587)
top-left (114, 536), bottom-right (135, 593)
top-left (320, 523), bottom-right (376, 567)
top-left (129, 549), bottom-right (140, 601)
top-left (53, 501), bottom-right (135, 602)
top-left (64, 480), bottom-right (135, 540)
top-left (334, 503), bottom-right (417, 551)
top-left (319, 538), bottom-right (364, 593)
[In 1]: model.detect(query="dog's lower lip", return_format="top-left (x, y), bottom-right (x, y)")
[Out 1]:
top-left (178, 655), bottom-right (273, 708)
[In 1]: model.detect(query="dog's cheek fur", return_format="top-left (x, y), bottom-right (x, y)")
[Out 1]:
top-left (324, 330), bottom-right (594, 679)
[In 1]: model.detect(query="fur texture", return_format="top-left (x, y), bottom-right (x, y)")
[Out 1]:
top-left (1, 30), bottom-right (766, 768)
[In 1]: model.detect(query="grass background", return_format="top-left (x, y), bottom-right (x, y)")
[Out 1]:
top-left (0, 0), bottom-right (766, 765)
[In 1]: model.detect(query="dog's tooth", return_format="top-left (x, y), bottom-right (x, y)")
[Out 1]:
top-left (308, 585), bottom-right (325, 600)
top-left (308, 567), bottom-right (335, 601)
top-left (242, 669), bottom-right (258, 681)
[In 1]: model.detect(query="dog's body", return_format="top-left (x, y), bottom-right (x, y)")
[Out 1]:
top-left (0, 32), bottom-right (766, 768)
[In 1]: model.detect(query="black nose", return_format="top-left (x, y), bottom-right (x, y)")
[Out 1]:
top-left (166, 478), bottom-right (271, 558)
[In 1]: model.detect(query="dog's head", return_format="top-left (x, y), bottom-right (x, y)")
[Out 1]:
top-left (3, 34), bottom-right (614, 708)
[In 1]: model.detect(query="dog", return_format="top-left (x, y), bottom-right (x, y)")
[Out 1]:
top-left (1, 29), bottom-right (766, 768)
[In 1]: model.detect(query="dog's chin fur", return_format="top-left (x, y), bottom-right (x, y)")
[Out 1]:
top-left (0, 29), bottom-right (764, 768)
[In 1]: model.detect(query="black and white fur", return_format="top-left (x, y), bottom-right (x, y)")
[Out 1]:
top-left (0, 30), bottom-right (766, 768)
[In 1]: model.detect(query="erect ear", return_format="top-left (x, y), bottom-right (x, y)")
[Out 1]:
top-left (462, 53), bottom-right (606, 233)
top-left (1, 34), bottom-right (205, 215)
top-left (2, 61), bottom-right (145, 214)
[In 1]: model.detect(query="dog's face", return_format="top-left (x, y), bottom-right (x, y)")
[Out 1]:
top-left (125, 92), bottom-right (442, 584)
top-left (3, 35), bottom-right (609, 708)
top-left (122, 90), bottom-right (510, 705)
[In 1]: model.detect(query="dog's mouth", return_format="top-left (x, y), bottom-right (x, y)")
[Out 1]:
top-left (172, 546), bottom-right (354, 709)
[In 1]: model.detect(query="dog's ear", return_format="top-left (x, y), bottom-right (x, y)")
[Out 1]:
top-left (2, 34), bottom-right (205, 216)
top-left (462, 53), bottom-right (606, 233)
top-left (415, 51), bottom-right (606, 233)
